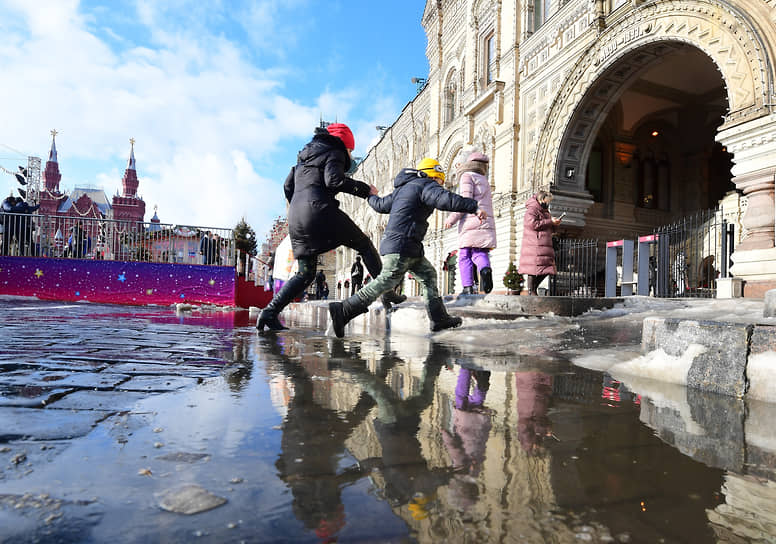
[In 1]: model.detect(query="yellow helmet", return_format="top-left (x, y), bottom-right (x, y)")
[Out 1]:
top-left (416, 157), bottom-right (446, 183)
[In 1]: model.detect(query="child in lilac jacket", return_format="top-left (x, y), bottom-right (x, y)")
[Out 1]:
top-left (445, 152), bottom-right (497, 294)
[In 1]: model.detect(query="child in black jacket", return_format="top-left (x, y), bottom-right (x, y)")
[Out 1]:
top-left (329, 158), bottom-right (486, 337)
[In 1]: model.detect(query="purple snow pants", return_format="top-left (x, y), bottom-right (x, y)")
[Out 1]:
top-left (458, 247), bottom-right (491, 288)
top-left (455, 367), bottom-right (487, 410)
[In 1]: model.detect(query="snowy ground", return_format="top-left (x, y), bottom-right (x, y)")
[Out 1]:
top-left (381, 295), bottom-right (776, 401)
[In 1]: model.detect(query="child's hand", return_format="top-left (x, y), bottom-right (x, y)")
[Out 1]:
top-left (476, 208), bottom-right (487, 222)
top-left (369, 184), bottom-right (379, 196)
top-left (444, 219), bottom-right (455, 229)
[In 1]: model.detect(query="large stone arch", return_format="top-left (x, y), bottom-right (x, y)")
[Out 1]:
top-left (532, 0), bottom-right (772, 209)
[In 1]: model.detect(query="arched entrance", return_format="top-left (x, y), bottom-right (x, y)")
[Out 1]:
top-left (532, 0), bottom-right (772, 235)
top-left (559, 43), bottom-right (734, 235)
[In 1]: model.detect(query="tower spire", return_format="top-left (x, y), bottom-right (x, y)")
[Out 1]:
top-left (49, 129), bottom-right (58, 162)
top-left (121, 137), bottom-right (139, 197)
top-left (127, 137), bottom-right (136, 170)
top-left (43, 129), bottom-right (61, 192)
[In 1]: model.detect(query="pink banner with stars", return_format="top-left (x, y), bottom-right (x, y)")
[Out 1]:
top-left (0, 256), bottom-right (235, 306)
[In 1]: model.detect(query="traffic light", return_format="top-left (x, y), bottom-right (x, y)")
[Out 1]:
top-left (15, 166), bottom-right (27, 199)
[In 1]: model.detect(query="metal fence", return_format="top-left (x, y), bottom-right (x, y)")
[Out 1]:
top-left (547, 207), bottom-right (733, 299)
top-left (549, 238), bottom-right (603, 297)
top-left (0, 211), bottom-right (236, 266)
top-left (649, 208), bottom-right (734, 298)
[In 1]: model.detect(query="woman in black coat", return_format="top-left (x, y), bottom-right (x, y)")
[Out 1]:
top-left (257, 123), bottom-right (404, 331)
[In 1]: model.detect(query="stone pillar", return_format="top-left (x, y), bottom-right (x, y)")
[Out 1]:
top-left (733, 167), bottom-right (775, 251)
top-left (718, 114), bottom-right (776, 293)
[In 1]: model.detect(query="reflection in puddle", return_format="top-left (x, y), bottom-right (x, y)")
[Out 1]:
top-left (0, 301), bottom-right (774, 542)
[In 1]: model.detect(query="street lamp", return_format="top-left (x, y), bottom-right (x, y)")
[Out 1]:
top-left (411, 77), bottom-right (427, 93)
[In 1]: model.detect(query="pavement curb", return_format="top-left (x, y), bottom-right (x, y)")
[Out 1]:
top-left (282, 295), bottom-right (623, 336)
top-left (642, 317), bottom-right (776, 399)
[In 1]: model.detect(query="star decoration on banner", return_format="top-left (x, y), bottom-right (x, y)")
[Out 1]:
top-left (34, 269), bottom-right (43, 278)
top-left (118, 274), bottom-right (126, 282)
top-left (208, 279), bottom-right (215, 286)
top-left (146, 289), bottom-right (153, 295)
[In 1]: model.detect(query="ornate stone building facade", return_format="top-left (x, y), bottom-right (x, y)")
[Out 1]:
top-left (336, 0), bottom-right (776, 297)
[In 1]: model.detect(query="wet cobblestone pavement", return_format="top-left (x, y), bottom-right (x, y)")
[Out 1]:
top-left (0, 299), bottom-right (261, 542)
top-left (1, 298), bottom-right (775, 543)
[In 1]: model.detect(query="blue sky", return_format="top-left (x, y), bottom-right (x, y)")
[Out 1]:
top-left (0, 0), bottom-right (428, 238)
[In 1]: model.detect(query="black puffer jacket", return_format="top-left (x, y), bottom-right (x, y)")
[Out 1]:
top-left (368, 169), bottom-right (478, 257)
top-left (284, 128), bottom-right (371, 258)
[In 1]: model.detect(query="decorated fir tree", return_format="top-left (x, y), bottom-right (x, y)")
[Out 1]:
top-left (503, 261), bottom-right (524, 294)
top-left (233, 218), bottom-right (257, 276)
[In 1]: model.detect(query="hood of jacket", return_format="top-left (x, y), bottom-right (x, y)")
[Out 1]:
top-left (459, 160), bottom-right (488, 176)
top-left (525, 195), bottom-right (545, 213)
top-left (297, 127), bottom-right (351, 171)
top-left (393, 168), bottom-right (430, 189)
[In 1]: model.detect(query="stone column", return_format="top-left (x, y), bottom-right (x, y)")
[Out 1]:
top-left (733, 167), bottom-right (775, 251)
top-left (718, 114), bottom-right (776, 293)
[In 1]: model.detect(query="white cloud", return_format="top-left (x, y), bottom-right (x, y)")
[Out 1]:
top-left (0, 0), bottom-right (419, 242)
top-left (0, 0), bottom-right (321, 236)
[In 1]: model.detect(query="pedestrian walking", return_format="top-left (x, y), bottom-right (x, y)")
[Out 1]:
top-left (212, 234), bottom-right (222, 265)
top-left (257, 123), bottom-right (405, 332)
top-left (199, 231), bottom-right (213, 265)
top-left (350, 256), bottom-right (364, 294)
top-left (328, 158), bottom-right (486, 337)
top-left (315, 270), bottom-right (327, 300)
top-left (518, 190), bottom-right (562, 295)
top-left (444, 151), bottom-right (496, 295)
top-left (68, 223), bottom-right (90, 259)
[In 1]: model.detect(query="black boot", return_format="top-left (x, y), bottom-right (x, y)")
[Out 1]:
top-left (427, 297), bottom-right (462, 332)
top-left (257, 275), bottom-right (307, 332)
top-left (257, 308), bottom-right (288, 332)
top-left (328, 296), bottom-right (370, 338)
top-left (480, 267), bottom-right (493, 294)
top-left (460, 286), bottom-right (474, 295)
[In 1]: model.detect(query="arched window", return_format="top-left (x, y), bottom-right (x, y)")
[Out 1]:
top-left (444, 75), bottom-right (457, 126)
top-left (484, 32), bottom-right (496, 85)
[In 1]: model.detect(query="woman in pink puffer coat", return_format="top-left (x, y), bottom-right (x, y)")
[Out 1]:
top-left (519, 190), bottom-right (562, 295)
top-left (444, 152), bottom-right (497, 294)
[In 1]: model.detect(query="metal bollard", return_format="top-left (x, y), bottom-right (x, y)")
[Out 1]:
top-left (605, 239), bottom-right (635, 297)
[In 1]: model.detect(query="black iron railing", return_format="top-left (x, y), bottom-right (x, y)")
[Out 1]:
top-left (549, 238), bottom-right (602, 297)
top-left (650, 208), bottom-right (734, 298)
top-left (0, 211), bottom-right (235, 266)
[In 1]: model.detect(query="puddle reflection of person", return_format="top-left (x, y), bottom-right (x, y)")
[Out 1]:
top-left (516, 372), bottom-right (554, 454)
top-left (357, 342), bottom-right (456, 518)
top-left (267, 336), bottom-right (376, 542)
top-left (442, 367), bottom-right (493, 511)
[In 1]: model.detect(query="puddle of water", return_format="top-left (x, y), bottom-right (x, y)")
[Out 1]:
top-left (0, 302), bottom-right (774, 542)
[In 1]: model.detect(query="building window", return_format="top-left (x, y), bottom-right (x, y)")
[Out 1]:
top-left (533, 0), bottom-right (550, 31)
top-left (444, 78), bottom-right (457, 126)
top-left (485, 33), bottom-right (496, 85)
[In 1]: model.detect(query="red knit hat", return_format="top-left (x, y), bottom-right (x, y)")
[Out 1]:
top-left (326, 123), bottom-right (355, 151)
